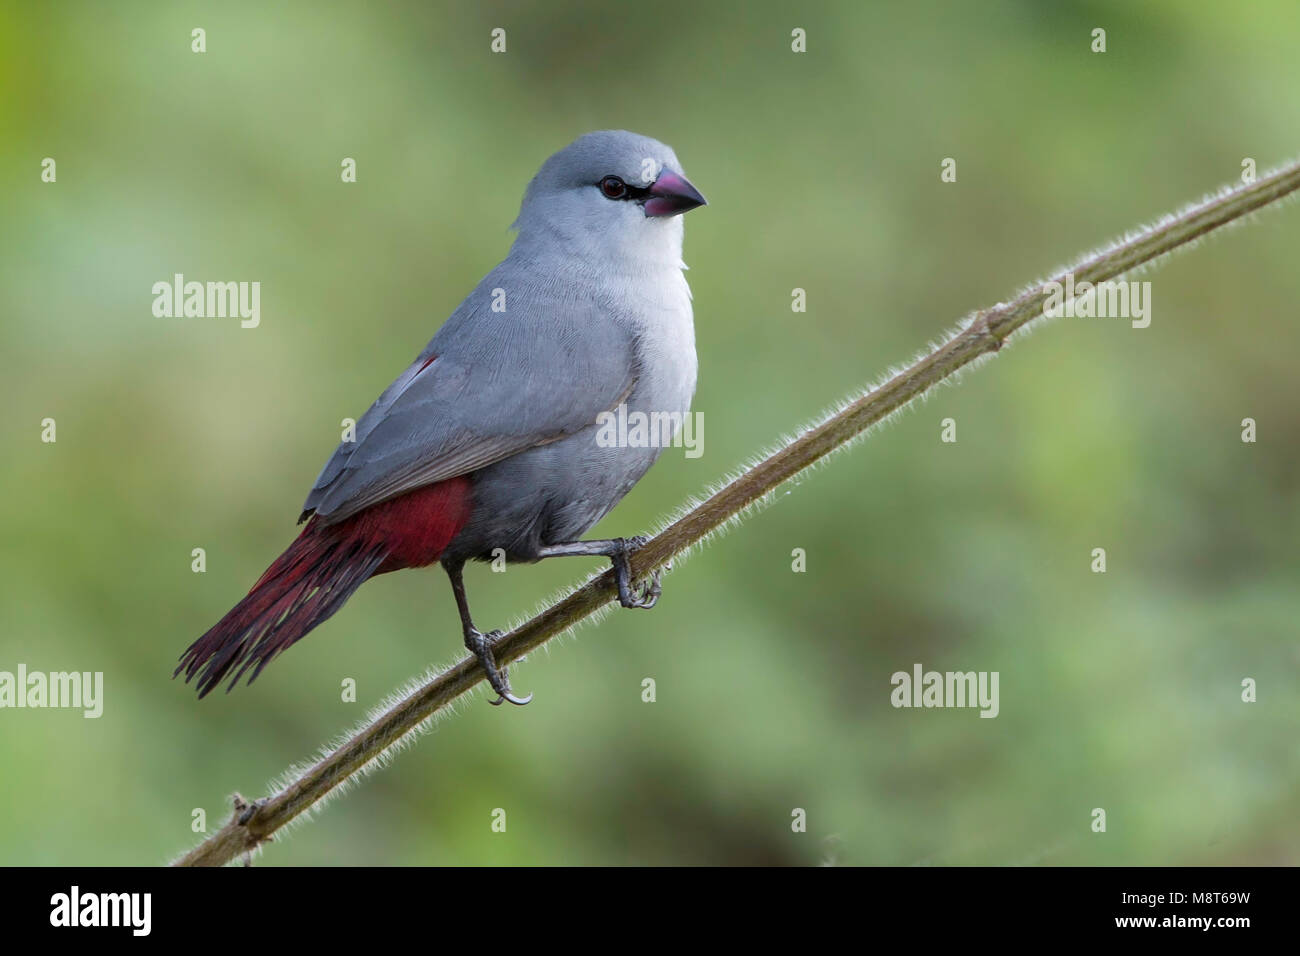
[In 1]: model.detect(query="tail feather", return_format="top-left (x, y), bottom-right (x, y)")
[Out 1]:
top-left (176, 477), bottom-right (472, 698)
top-left (176, 527), bottom-right (386, 697)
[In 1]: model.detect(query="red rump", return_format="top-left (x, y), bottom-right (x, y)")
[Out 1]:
top-left (177, 477), bottom-right (472, 698)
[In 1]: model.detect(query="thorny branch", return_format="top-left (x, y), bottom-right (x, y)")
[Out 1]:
top-left (172, 159), bottom-right (1300, 866)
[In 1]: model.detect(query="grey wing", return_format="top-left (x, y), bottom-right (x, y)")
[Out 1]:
top-left (301, 288), bottom-right (637, 524)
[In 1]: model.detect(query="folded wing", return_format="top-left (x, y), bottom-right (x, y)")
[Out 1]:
top-left (301, 283), bottom-right (637, 525)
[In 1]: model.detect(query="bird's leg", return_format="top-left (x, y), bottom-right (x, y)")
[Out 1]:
top-left (444, 560), bottom-right (532, 706)
top-left (537, 536), bottom-right (661, 609)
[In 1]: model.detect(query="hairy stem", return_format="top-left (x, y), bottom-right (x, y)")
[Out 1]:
top-left (172, 159), bottom-right (1300, 867)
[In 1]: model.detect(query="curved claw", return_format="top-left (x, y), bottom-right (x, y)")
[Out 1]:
top-left (495, 690), bottom-right (534, 706)
top-left (467, 630), bottom-right (534, 707)
top-left (630, 569), bottom-right (662, 609)
top-left (488, 672), bottom-right (533, 706)
top-left (609, 537), bottom-right (663, 609)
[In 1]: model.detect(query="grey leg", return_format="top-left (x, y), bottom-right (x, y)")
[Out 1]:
top-left (537, 535), bottom-right (661, 610)
top-left (444, 560), bottom-right (532, 706)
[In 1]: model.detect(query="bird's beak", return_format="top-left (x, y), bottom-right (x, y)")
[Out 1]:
top-left (645, 169), bottom-right (707, 218)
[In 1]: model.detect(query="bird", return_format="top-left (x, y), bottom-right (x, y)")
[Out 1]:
top-left (175, 130), bottom-right (707, 705)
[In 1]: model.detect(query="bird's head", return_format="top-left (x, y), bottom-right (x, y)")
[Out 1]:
top-left (512, 130), bottom-right (706, 268)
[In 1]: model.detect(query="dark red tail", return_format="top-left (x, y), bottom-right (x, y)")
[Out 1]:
top-left (176, 478), bottom-right (472, 698)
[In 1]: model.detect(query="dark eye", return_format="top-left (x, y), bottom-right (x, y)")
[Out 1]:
top-left (599, 175), bottom-right (627, 199)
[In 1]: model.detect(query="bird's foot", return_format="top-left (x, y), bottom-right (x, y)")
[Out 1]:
top-left (612, 536), bottom-right (661, 609)
top-left (625, 568), bottom-right (661, 609)
top-left (465, 628), bottom-right (532, 706)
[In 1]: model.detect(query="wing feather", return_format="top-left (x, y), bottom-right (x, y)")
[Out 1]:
top-left (301, 277), bottom-right (637, 524)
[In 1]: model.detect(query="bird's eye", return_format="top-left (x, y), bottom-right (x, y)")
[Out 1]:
top-left (599, 175), bottom-right (628, 200)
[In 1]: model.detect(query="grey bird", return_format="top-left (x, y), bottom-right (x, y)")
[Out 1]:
top-left (176, 130), bottom-right (707, 705)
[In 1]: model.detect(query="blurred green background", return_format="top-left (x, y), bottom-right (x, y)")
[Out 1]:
top-left (2, 0), bottom-right (1297, 865)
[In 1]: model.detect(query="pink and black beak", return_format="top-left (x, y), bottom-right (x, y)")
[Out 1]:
top-left (644, 169), bottom-right (707, 218)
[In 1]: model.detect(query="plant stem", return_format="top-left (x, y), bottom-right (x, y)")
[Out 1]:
top-left (172, 158), bottom-right (1300, 867)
